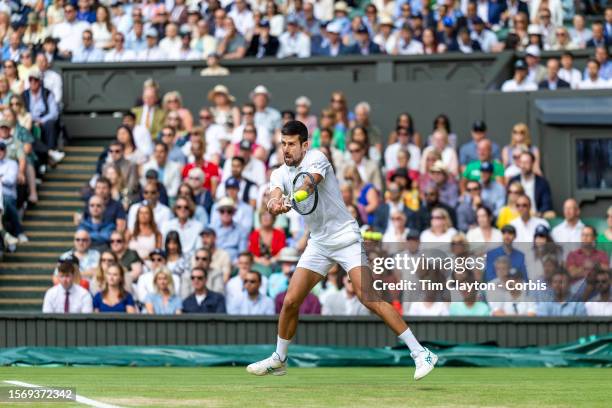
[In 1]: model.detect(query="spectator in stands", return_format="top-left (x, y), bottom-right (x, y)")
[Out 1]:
top-left (484, 224), bottom-right (527, 281)
top-left (598, 206), bottom-right (612, 243)
top-left (275, 268), bottom-right (321, 315)
top-left (211, 177), bottom-right (253, 230)
top-left (449, 282), bottom-right (491, 316)
top-left (585, 268), bottom-right (612, 315)
top-left (467, 205), bottom-right (503, 244)
top-left (109, 230), bottom-right (143, 285)
top-left (164, 230), bottom-right (190, 280)
top-left (200, 52), bottom-right (230, 76)
top-left (0, 141), bottom-right (26, 243)
top-left (509, 151), bottom-right (553, 217)
top-left (192, 19), bottom-right (217, 58)
top-left (104, 31), bottom-right (136, 62)
top-left (161, 196), bottom-right (203, 253)
top-left (126, 204), bottom-right (161, 260)
top-left (420, 207), bottom-right (457, 244)
top-left (479, 161), bottom-right (505, 215)
top-left (294, 96), bottom-right (317, 136)
top-left (93, 263), bottom-right (136, 313)
top-left (231, 105), bottom-right (271, 154)
top-left (459, 120), bottom-right (500, 170)
top-left (501, 59), bottom-right (538, 92)
top-left (87, 251), bottom-right (120, 293)
top-left (421, 130), bottom-right (458, 177)
top-left (539, 58), bottom-right (571, 90)
top-left (343, 164), bottom-right (379, 226)
top-left (182, 132), bottom-right (221, 196)
top-left (53, 3), bottom-right (91, 57)
top-left (212, 197), bottom-right (248, 261)
top-left (567, 226), bottom-right (610, 280)
top-left (141, 141), bottom-right (182, 201)
top-left (3, 60), bottom-right (23, 95)
top-left (463, 139), bottom-right (505, 186)
top-left (132, 85), bottom-right (165, 138)
top-left (277, 15), bottom-right (311, 58)
top-left (487, 258), bottom-right (537, 316)
top-left (102, 141), bottom-right (140, 201)
top-left (586, 21), bottom-right (609, 47)
top-left (322, 273), bottom-right (370, 315)
top-left (425, 160), bottom-right (459, 209)
top-left (537, 269), bottom-right (586, 316)
top-left (497, 181), bottom-right (524, 229)
top-left (569, 14), bottom-right (592, 48)
top-left (137, 28), bottom-right (165, 61)
top-left (145, 269), bottom-right (183, 315)
top-left (163, 91), bottom-right (194, 132)
top-left (347, 140), bottom-right (382, 191)
top-left (249, 210), bottom-right (286, 268)
top-left (79, 195), bottom-right (115, 249)
top-left (551, 198), bottom-right (585, 243)
top-left (128, 181), bottom-right (172, 231)
top-left (502, 123), bottom-right (542, 176)
top-left (471, 17), bottom-right (498, 52)
top-left (578, 58), bottom-right (611, 89)
top-left (199, 228), bottom-right (232, 284)
top-left (62, 230), bottom-right (100, 275)
top-left (510, 194), bottom-right (549, 242)
top-left (267, 247), bottom-right (299, 299)
top-left (170, 28), bottom-right (200, 60)
top-left (457, 179), bottom-right (491, 233)
top-left (72, 29), bottom-right (104, 62)
top-left (23, 70), bottom-right (63, 163)
top-left (592, 46), bottom-right (612, 79)
top-left (246, 19), bottom-right (279, 58)
top-left (372, 181), bottom-right (415, 234)
top-left (125, 20), bottom-right (147, 53)
top-left (228, 270), bottom-right (274, 315)
top-left (43, 261), bottom-right (93, 313)
top-left (182, 266), bottom-right (226, 313)
top-left (251, 85), bottom-right (281, 136)
top-left (217, 17), bottom-right (247, 59)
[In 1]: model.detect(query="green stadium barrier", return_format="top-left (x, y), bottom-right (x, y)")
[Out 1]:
top-left (1, 335), bottom-right (610, 368)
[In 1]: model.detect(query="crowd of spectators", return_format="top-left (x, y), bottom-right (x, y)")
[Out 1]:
top-left (0, 0), bottom-right (610, 67)
top-left (38, 79), bottom-right (612, 317)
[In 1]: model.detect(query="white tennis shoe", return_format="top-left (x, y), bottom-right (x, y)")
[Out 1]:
top-left (412, 348), bottom-right (438, 381)
top-left (246, 352), bottom-right (287, 376)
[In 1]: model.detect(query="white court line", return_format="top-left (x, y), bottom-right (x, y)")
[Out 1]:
top-left (4, 380), bottom-right (124, 408)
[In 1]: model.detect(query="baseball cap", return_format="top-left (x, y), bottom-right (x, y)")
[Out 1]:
top-left (473, 17), bottom-right (484, 25)
top-left (326, 21), bottom-right (342, 34)
top-left (443, 16), bottom-right (454, 28)
top-left (239, 139), bottom-right (253, 150)
top-left (430, 160), bottom-right (447, 173)
top-left (390, 168), bottom-right (409, 181)
top-left (527, 24), bottom-right (542, 36)
top-left (406, 229), bottom-right (420, 240)
top-left (514, 59), bottom-right (528, 70)
top-left (410, 12), bottom-right (423, 19)
top-left (480, 161), bottom-right (493, 173)
top-left (200, 227), bottom-right (216, 236)
top-left (534, 225), bottom-right (550, 238)
top-left (28, 69), bottom-right (42, 80)
top-left (225, 177), bottom-right (240, 189)
top-left (217, 197), bottom-right (236, 210)
top-left (472, 120), bottom-right (487, 132)
top-left (286, 15), bottom-right (299, 25)
top-left (525, 45), bottom-right (541, 57)
top-left (0, 119), bottom-right (10, 128)
top-left (58, 252), bottom-right (79, 266)
top-left (501, 225), bottom-right (517, 235)
top-left (334, 1), bottom-right (349, 13)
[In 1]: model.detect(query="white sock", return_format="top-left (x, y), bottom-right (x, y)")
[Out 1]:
top-left (398, 328), bottom-right (424, 356)
top-left (275, 336), bottom-right (291, 361)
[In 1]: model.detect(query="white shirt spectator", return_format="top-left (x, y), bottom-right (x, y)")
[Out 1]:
top-left (72, 46), bottom-right (105, 63)
top-left (578, 77), bottom-right (612, 90)
top-left (374, 33), bottom-right (398, 54)
top-left (551, 220), bottom-right (585, 243)
top-left (501, 79), bottom-right (538, 92)
top-left (104, 48), bottom-right (136, 62)
top-left (471, 29), bottom-right (498, 52)
top-left (42, 284), bottom-right (93, 313)
top-left (405, 302), bottom-right (450, 316)
top-left (466, 227), bottom-right (503, 244)
top-left (227, 292), bottom-right (275, 315)
top-left (168, 48), bottom-right (201, 61)
top-left (321, 288), bottom-right (370, 315)
top-left (558, 67), bottom-right (582, 89)
top-left (487, 289), bottom-right (537, 315)
top-left (277, 31), bottom-right (311, 58)
top-left (231, 123), bottom-right (271, 150)
top-left (42, 69), bottom-right (63, 104)
top-left (135, 271), bottom-right (181, 303)
top-left (52, 20), bottom-right (90, 55)
top-left (228, 7), bottom-right (254, 37)
top-left (222, 156), bottom-right (266, 185)
top-left (159, 36), bottom-right (182, 56)
top-left (140, 159), bottom-right (183, 198)
top-left (396, 38), bottom-right (423, 55)
top-left (127, 201), bottom-right (173, 232)
top-left (225, 274), bottom-right (268, 305)
top-left (510, 216), bottom-right (549, 243)
top-left (132, 125), bottom-right (154, 157)
top-left (160, 218), bottom-right (204, 253)
top-left (384, 142), bottom-right (421, 171)
top-left (420, 228), bottom-right (458, 243)
top-left (585, 299), bottom-right (612, 316)
top-left (210, 200), bottom-right (254, 232)
top-left (91, 22), bottom-right (113, 49)
top-left (137, 46), bottom-right (167, 61)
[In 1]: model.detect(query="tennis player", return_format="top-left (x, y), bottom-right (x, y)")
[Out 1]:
top-left (246, 121), bottom-right (437, 380)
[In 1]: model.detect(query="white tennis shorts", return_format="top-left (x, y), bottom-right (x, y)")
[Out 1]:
top-left (297, 239), bottom-right (369, 276)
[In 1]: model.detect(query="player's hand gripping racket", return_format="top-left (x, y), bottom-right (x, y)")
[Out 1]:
top-left (283, 172), bottom-right (318, 215)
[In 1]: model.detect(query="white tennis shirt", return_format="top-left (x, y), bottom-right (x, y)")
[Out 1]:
top-left (270, 149), bottom-right (361, 249)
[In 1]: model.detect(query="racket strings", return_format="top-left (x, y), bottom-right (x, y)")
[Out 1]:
top-left (292, 172), bottom-right (317, 215)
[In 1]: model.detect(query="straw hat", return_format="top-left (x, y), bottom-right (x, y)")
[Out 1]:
top-left (207, 84), bottom-right (235, 102)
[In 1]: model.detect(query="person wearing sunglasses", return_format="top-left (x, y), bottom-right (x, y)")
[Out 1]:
top-left (78, 195), bottom-right (116, 249)
top-left (585, 269), bottom-right (612, 316)
top-left (135, 249), bottom-right (181, 306)
top-left (160, 196), bottom-right (204, 253)
top-left (211, 197), bottom-right (248, 262)
top-left (109, 230), bottom-right (143, 287)
top-left (182, 266), bottom-right (226, 313)
top-left (210, 178), bottom-right (253, 231)
top-left (227, 270), bottom-right (274, 315)
top-left (509, 194), bottom-right (549, 243)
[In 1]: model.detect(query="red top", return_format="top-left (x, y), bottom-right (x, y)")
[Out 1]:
top-left (248, 228), bottom-right (286, 257)
top-left (182, 161), bottom-right (221, 191)
top-left (566, 248), bottom-right (609, 275)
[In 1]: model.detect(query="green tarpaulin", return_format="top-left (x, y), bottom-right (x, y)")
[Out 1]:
top-left (1, 335), bottom-right (611, 368)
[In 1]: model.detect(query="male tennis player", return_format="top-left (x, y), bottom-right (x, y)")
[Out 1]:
top-left (246, 120), bottom-right (437, 380)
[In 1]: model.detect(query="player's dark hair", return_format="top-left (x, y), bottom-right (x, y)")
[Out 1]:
top-left (281, 120), bottom-right (308, 144)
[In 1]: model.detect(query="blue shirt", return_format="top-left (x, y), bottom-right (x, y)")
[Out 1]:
top-left (28, 89), bottom-right (59, 123)
top-left (93, 292), bottom-right (135, 312)
top-left (459, 140), bottom-right (501, 166)
top-left (72, 46), bottom-right (105, 63)
top-left (144, 293), bottom-right (183, 315)
top-left (484, 245), bottom-right (528, 282)
top-left (481, 180), bottom-right (506, 215)
top-left (229, 293), bottom-right (275, 315)
top-left (214, 223), bottom-right (248, 262)
top-left (536, 300), bottom-right (587, 316)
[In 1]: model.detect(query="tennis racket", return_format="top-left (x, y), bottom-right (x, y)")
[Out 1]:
top-left (283, 171), bottom-right (318, 215)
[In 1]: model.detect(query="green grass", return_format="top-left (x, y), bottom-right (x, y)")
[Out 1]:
top-left (0, 367), bottom-right (610, 408)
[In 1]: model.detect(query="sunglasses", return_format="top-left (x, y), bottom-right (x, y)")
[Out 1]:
top-left (349, 149), bottom-right (361, 154)
top-left (431, 215), bottom-right (445, 220)
top-left (151, 257), bottom-right (164, 262)
top-left (161, 132), bottom-right (173, 137)
top-left (74, 238), bottom-right (89, 242)
top-left (219, 209), bottom-right (235, 214)
top-left (242, 111), bottom-right (254, 115)
top-left (200, 115), bottom-right (212, 120)
top-left (391, 217), bottom-right (403, 221)
top-left (176, 205), bottom-right (189, 210)
top-left (191, 276), bottom-right (205, 280)
top-left (509, 190), bottom-right (521, 194)
top-left (195, 257), bottom-right (209, 261)
top-left (89, 203), bottom-right (102, 208)
top-left (244, 279), bottom-right (258, 284)
top-left (110, 239), bottom-right (123, 244)
top-left (109, 149), bottom-right (122, 153)
top-left (467, 187), bottom-right (480, 192)
top-left (143, 190), bottom-right (157, 195)
top-left (516, 203), bottom-right (530, 208)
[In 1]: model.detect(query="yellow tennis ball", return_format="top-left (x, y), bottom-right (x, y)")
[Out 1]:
top-left (294, 190), bottom-right (309, 202)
